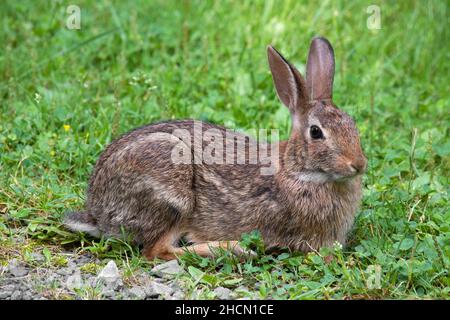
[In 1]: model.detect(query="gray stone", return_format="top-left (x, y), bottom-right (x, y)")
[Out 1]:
top-left (44, 274), bottom-right (57, 285)
top-left (101, 287), bottom-right (115, 298)
top-left (213, 286), bottom-right (232, 300)
top-left (22, 292), bottom-right (32, 300)
top-left (66, 271), bottom-right (83, 290)
top-left (2, 284), bottom-right (16, 292)
top-left (30, 252), bottom-right (45, 263)
top-left (10, 290), bottom-right (22, 300)
top-left (97, 261), bottom-right (122, 289)
top-left (168, 291), bottom-right (184, 300)
top-left (67, 261), bottom-right (77, 270)
top-left (86, 276), bottom-right (97, 287)
top-left (56, 268), bottom-right (72, 276)
top-left (107, 280), bottom-right (123, 291)
top-left (144, 281), bottom-right (174, 298)
top-left (128, 286), bottom-right (146, 299)
top-left (151, 260), bottom-right (183, 277)
top-left (168, 281), bottom-right (183, 293)
top-left (76, 256), bottom-right (91, 264)
top-left (0, 291), bottom-right (12, 299)
top-left (8, 259), bottom-right (28, 277)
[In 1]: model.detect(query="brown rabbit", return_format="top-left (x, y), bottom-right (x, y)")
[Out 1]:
top-left (64, 37), bottom-right (367, 260)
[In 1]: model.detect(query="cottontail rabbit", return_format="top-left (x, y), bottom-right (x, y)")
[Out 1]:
top-left (64, 37), bottom-right (367, 260)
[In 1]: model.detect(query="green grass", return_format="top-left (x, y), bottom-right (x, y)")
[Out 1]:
top-left (0, 0), bottom-right (448, 299)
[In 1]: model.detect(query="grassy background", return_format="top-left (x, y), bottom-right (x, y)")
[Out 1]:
top-left (0, 0), bottom-right (448, 299)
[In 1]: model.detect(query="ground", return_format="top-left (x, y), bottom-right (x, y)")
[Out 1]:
top-left (0, 1), bottom-right (448, 299)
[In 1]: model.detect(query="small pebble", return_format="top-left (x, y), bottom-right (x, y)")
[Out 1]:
top-left (214, 287), bottom-right (232, 300)
top-left (151, 260), bottom-right (183, 277)
top-left (145, 281), bottom-right (174, 298)
top-left (128, 286), bottom-right (146, 300)
top-left (8, 259), bottom-right (28, 277)
top-left (66, 271), bottom-right (83, 290)
top-left (10, 290), bottom-right (23, 300)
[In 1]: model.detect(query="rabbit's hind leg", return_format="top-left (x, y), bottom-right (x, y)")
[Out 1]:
top-left (182, 240), bottom-right (256, 257)
top-left (142, 229), bottom-right (181, 260)
top-left (176, 241), bottom-right (239, 257)
top-left (144, 238), bottom-right (255, 260)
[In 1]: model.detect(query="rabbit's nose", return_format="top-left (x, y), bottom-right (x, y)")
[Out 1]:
top-left (349, 157), bottom-right (367, 174)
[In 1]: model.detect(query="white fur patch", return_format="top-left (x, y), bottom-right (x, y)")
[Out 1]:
top-left (65, 220), bottom-right (100, 237)
top-left (308, 115), bottom-right (323, 128)
top-left (297, 171), bottom-right (330, 183)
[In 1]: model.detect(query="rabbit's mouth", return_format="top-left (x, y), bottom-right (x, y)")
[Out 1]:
top-left (333, 174), bottom-right (357, 182)
top-left (330, 170), bottom-right (362, 182)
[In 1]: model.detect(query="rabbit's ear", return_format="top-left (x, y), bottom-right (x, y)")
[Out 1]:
top-left (306, 37), bottom-right (335, 101)
top-left (267, 46), bottom-right (308, 126)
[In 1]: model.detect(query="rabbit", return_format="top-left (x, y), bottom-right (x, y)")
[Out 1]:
top-left (64, 37), bottom-right (367, 260)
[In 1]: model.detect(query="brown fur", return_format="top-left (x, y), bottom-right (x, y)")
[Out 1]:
top-left (64, 37), bottom-right (367, 260)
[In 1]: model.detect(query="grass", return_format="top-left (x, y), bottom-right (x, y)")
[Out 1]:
top-left (0, 0), bottom-right (448, 299)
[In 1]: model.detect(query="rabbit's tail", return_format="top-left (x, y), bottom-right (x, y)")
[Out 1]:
top-left (63, 211), bottom-right (101, 237)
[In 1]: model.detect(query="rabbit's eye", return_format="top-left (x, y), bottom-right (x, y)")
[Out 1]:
top-left (310, 125), bottom-right (324, 139)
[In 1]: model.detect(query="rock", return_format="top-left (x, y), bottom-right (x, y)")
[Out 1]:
top-left (86, 276), bottom-right (97, 287)
top-left (2, 284), bottom-right (16, 292)
top-left (168, 291), bottom-right (184, 300)
top-left (76, 256), bottom-right (91, 264)
top-left (97, 261), bottom-right (122, 289)
top-left (169, 281), bottom-right (182, 292)
top-left (66, 271), bottom-right (83, 290)
top-left (213, 287), bottom-right (232, 300)
top-left (0, 291), bottom-right (12, 299)
top-left (30, 252), bottom-right (45, 263)
top-left (22, 292), bottom-right (32, 300)
top-left (56, 268), bottom-right (72, 276)
top-left (101, 287), bottom-right (115, 298)
top-left (67, 261), bottom-right (77, 270)
top-left (151, 260), bottom-right (183, 277)
top-left (144, 281), bottom-right (174, 298)
top-left (128, 286), bottom-right (146, 300)
top-left (8, 259), bottom-right (28, 277)
top-left (44, 274), bottom-right (57, 285)
top-left (98, 261), bottom-right (120, 280)
top-left (10, 290), bottom-right (22, 300)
